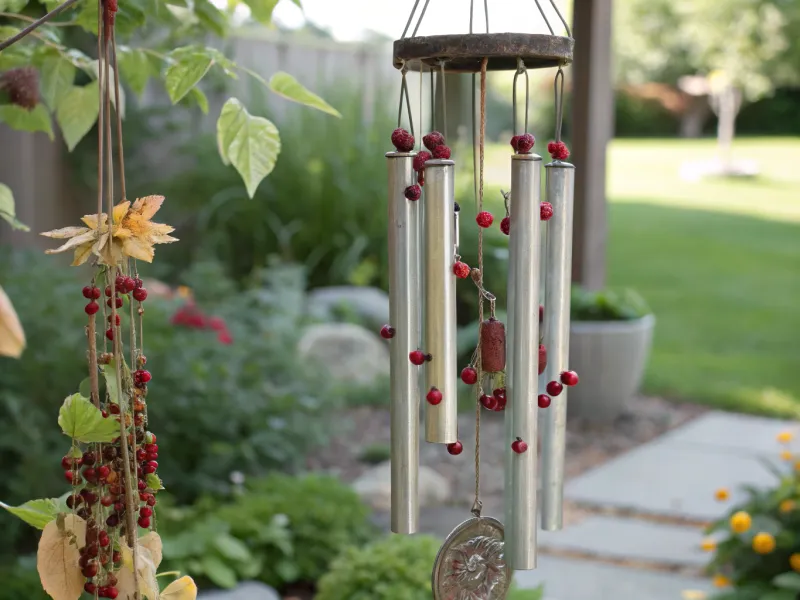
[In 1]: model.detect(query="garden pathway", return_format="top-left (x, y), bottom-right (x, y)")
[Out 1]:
top-left (375, 410), bottom-right (796, 600)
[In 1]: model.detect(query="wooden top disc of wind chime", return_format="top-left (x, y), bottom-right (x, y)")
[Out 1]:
top-left (393, 32), bottom-right (574, 72)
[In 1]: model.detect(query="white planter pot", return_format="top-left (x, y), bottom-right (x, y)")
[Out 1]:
top-left (566, 314), bottom-right (656, 423)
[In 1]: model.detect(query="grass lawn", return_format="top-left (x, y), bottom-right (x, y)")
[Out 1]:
top-left (484, 137), bottom-right (800, 418)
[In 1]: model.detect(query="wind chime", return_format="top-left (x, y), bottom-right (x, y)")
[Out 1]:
top-left (384, 1), bottom-right (578, 597)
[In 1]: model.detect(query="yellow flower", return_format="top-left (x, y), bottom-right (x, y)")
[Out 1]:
top-left (794, 461), bottom-right (800, 473)
top-left (791, 553), bottom-right (800, 572)
top-left (712, 575), bottom-right (731, 588)
top-left (730, 511), bottom-right (752, 534)
top-left (781, 450), bottom-right (794, 461)
top-left (752, 532), bottom-right (776, 555)
top-left (161, 576), bottom-right (198, 600)
top-left (41, 196), bottom-right (177, 266)
top-left (177, 285), bottom-right (193, 299)
top-left (780, 500), bottom-right (796, 513)
top-left (714, 488), bottom-right (730, 502)
top-left (700, 538), bottom-right (717, 552)
top-left (778, 431), bottom-right (794, 444)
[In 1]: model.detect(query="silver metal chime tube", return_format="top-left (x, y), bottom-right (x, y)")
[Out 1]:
top-left (386, 151), bottom-right (421, 534)
top-left (540, 159), bottom-right (576, 531)
top-left (423, 159), bottom-right (458, 444)
top-left (505, 153), bottom-right (542, 569)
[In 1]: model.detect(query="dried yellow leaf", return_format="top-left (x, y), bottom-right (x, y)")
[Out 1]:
top-left (116, 535), bottom-right (162, 600)
top-left (0, 285), bottom-right (25, 358)
top-left (161, 576), bottom-right (198, 600)
top-left (36, 513), bottom-right (86, 600)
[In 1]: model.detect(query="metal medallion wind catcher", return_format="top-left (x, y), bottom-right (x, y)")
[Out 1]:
top-left (383, 0), bottom-right (579, 596)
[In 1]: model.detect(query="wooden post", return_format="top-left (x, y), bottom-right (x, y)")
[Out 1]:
top-left (570, 0), bottom-right (613, 291)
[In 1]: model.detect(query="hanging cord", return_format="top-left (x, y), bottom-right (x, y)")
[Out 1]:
top-left (400, 0), bottom-right (431, 39)
top-left (110, 28), bottom-right (126, 200)
top-left (438, 60), bottom-right (448, 143)
top-left (533, 0), bottom-right (555, 35)
top-left (553, 66), bottom-right (565, 142)
top-left (511, 58), bottom-right (530, 133)
top-left (471, 57), bottom-right (489, 519)
top-left (430, 69), bottom-right (435, 132)
top-left (548, 0), bottom-right (571, 36)
top-left (395, 64), bottom-right (415, 140)
top-left (410, 0), bottom-right (432, 37)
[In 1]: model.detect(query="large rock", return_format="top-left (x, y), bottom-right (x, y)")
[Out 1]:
top-left (307, 286), bottom-right (389, 329)
top-left (199, 581), bottom-right (280, 600)
top-left (298, 323), bottom-right (389, 385)
top-left (352, 461), bottom-right (451, 511)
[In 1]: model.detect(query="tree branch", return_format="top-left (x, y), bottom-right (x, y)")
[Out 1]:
top-left (0, 0), bottom-right (81, 52)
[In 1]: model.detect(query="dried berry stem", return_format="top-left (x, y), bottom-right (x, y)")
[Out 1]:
top-left (0, 0), bottom-right (80, 51)
top-left (87, 314), bottom-right (100, 408)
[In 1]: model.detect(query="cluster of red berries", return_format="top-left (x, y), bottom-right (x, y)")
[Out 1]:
top-left (83, 274), bottom-right (148, 317)
top-left (498, 202), bottom-right (553, 237)
top-left (480, 387), bottom-right (507, 411)
top-left (408, 349), bottom-right (433, 365)
top-left (510, 133), bottom-right (536, 154)
top-left (547, 141), bottom-right (570, 161)
top-left (545, 370), bottom-right (580, 397)
top-left (452, 261), bottom-right (471, 279)
top-left (171, 302), bottom-right (233, 345)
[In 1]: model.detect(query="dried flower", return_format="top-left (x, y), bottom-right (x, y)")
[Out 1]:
top-left (0, 67), bottom-right (39, 110)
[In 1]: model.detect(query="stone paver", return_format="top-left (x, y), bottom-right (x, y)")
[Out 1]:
top-left (538, 515), bottom-right (707, 567)
top-left (658, 411), bottom-right (795, 456)
top-left (514, 555), bottom-right (712, 600)
top-left (199, 581), bottom-right (279, 599)
top-left (566, 436), bottom-right (784, 520)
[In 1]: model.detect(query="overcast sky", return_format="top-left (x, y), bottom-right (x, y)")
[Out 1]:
top-left (271, 0), bottom-right (570, 42)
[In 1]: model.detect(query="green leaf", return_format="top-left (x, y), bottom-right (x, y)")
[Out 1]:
top-left (0, 0), bottom-right (30, 12)
top-left (146, 473), bottom-right (164, 491)
top-left (200, 555), bottom-right (237, 588)
top-left (241, 0), bottom-right (278, 24)
top-left (216, 98), bottom-right (281, 198)
top-left (57, 393), bottom-right (119, 443)
top-left (268, 72), bottom-right (341, 117)
top-left (75, 0), bottom-right (146, 36)
top-left (117, 48), bottom-right (152, 98)
top-left (0, 498), bottom-right (60, 529)
top-left (774, 572), bottom-right (800, 591)
top-left (164, 50), bottom-right (214, 104)
top-left (78, 377), bottom-right (92, 398)
top-left (56, 82), bottom-right (100, 151)
top-left (102, 362), bottom-right (123, 405)
top-left (762, 592), bottom-right (798, 600)
top-left (0, 104), bottom-right (54, 140)
top-left (213, 534), bottom-right (252, 563)
top-left (194, 0), bottom-right (228, 37)
top-left (40, 55), bottom-right (76, 110)
top-left (186, 87), bottom-right (209, 114)
top-left (83, 61), bottom-right (125, 118)
top-left (0, 183), bottom-right (29, 231)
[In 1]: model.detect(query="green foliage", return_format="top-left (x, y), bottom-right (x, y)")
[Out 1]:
top-left (213, 473), bottom-right (376, 588)
top-left (570, 287), bottom-right (651, 322)
top-left (0, 0), bottom-right (339, 196)
top-left (358, 442), bottom-right (391, 465)
top-left (315, 534), bottom-right (440, 600)
top-left (0, 497), bottom-right (65, 529)
top-left (57, 393), bottom-right (119, 443)
top-left (0, 558), bottom-right (49, 600)
top-left (0, 250), bottom-right (345, 552)
top-left (704, 466), bottom-right (800, 599)
top-left (0, 182), bottom-right (28, 231)
top-left (614, 89), bottom-right (679, 138)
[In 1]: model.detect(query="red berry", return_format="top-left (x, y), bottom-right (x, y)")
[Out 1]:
top-left (540, 202), bottom-right (553, 221)
top-left (92, 287), bottom-right (101, 299)
top-left (61, 456), bottom-right (75, 469)
top-left (146, 460), bottom-right (158, 472)
top-left (84, 582), bottom-right (97, 594)
top-left (409, 350), bottom-right (426, 366)
top-left (391, 128), bottom-right (415, 152)
top-left (140, 506), bottom-right (153, 518)
top-left (510, 135), bottom-right (521, 152)
top-left (138, 479), bottom-right (147, 491)
top-left (476, 211), bottom-right (494, 228)
top-left (115, 275), bottom-right (125, 289)
top-left (494, 394), bottom-right (507, 411)
top-left (413, 151), bottom-right (432, 172)
top-left (447, 441), bottom-right (463, 455)
top-left (82, 562), bottom-right (98, 578)
top-left (147, 496), bottom-right (157, 507)
top-left (99, 531), bottom-right (110, 547)
top-left (133, 287), bottom-right (148, 302)
top-left (107, 587), bottom-right (119, 600)
top-left (517, 133), bottom-right (535, 154)
top-left (380, 325), bottom-right (396, 339)
top-left (105, 286), bottom-right (113, 298)
top-left (561, 370), bottom-right (579, 386)
top-left (145, 443), bottom-right (158, 454)
top-left (548, 140), bottom-right (570, 161)
top-left (136, 448), bottom-right (147, 461)
top-left (85, 301), bottom-right (100, 315)
top-left (136, 370), bottom-right (152, 383)
top-left (546, 380), bottom-right (563, 396)
top-left (65, 494), bottom-right (81, 509)
top-left (404, 185), bottom-right (421, 201)
top-left (539, 344), bottom-right (547, 375)
top-left (82, 451), bottom-right (96, 466)
top-left (432, 145), bottom-right (451, 159)
top-left (422, 130), bottom-right (445, 151)
top-left (107, 297), bottom-right (123, 308)
top-left (538, 394), bottom-right (552, 408)
top-left (97, 465), bottom-right (110, 480)
top-left (107, 314), bottom-right (121, 325)
top-left (453, 261), bottom-right (471, 279)
top-left (146, 432), bottom-right (157, 444)
top-left (83, 468), bottom-right (97, 483)
top-left (511, 437), bottom-right (528, 454)
top-left (112, 550), bottom-right (121, 563)
top-left (114, 502), bottom-right (125, 513)
top-left (460, 366), bottom-right (478, 385)
top-left (82, 286), bottom-right (94, 299)
top-left (101, 495), bottom-right (113, 507)
top-left (500, 216), bottom-right (510, 235)
top-left (137, 516), bottom-right (151, 528)
top-left (426, 387), bottom-right (443, 405)
top-left (134, 278), bottom-right (143, 289)
top-left (109, 403), bottom-right (121, 415)
top-left (480, 394), bottom-right (498, 410)
top-left (123, 277), bottom-right (136, 293)
top-left (65, 470), bottom-right (75, 483)
top-left (539, 305), bottom-right (544, 323)
top-left (101, 410), bottom-right (108, 418)
top-left (417, 170), bottom-right (425, 186)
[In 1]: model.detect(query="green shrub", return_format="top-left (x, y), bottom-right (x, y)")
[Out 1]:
top-left (213, 473), bottom-right (376, 589)
top-left (0, 558), bottom-right (49, 600)
top-left (0, 251), bottom-right (343, 552)
top-left (316, 534), bottom-right (440, 600)
top-left (571, 287), bottom-right (651, 321)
